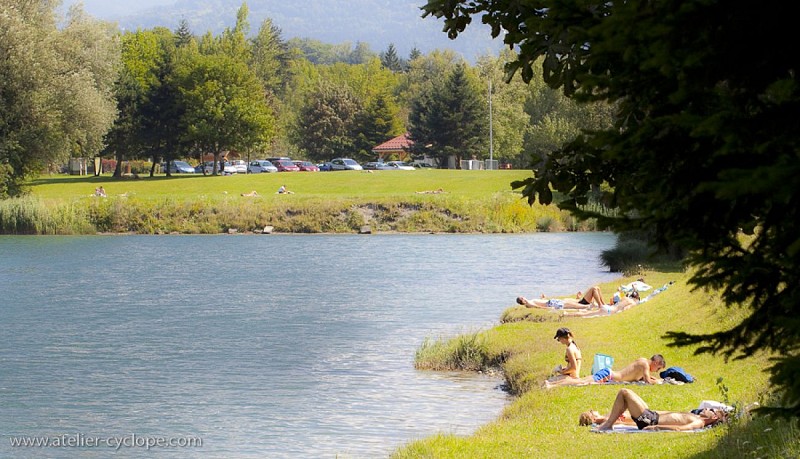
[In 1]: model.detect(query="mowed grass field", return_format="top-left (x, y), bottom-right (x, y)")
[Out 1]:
top-left (27, 169), bottom-right (531, 201)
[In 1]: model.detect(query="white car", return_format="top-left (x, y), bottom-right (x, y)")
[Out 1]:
top-left (202, 161), bottom-right (236, 175)
top-left (329, 158), bottom-right (363, 171)
top-left (248, 160), bottom-right (278, 173)
top-left (230, 160), bottom-right (248, 174)
top-left (385, 161), bottom-right (415, 170)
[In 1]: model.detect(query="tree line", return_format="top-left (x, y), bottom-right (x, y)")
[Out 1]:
top-left (0, 1), bottom-right (614, 193)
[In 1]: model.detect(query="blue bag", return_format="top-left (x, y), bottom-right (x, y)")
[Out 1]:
top-left (591, 353), bottom-right (614, 375)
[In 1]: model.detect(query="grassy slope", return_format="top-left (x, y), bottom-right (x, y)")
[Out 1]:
top-left (394, 269), bottom-right (786, 458)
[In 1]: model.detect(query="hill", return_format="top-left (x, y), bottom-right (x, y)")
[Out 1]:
top-left (80, 0), bottom-right (504, 62)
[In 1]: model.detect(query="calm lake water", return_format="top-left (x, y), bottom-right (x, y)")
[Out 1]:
top-left (0, 233), bottom-right (617, 458)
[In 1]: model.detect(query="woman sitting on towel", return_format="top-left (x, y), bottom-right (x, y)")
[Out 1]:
top-left (580, 388), bottom-right (728, 431)
top-left (548, 328), bottom-right (582, 383)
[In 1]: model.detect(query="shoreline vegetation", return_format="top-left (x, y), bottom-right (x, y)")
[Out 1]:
top-left (400, 270), bottom-right (800, 458)
top-left (1, 171), bottom-right (603, 235)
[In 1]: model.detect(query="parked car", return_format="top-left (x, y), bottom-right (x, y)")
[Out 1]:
top-left (318, 162), bottom-right (333, 171)
top-left (248, 160), bottom-right (278, 173)
top-left (229, 160), bottom-right (248, 174)
top-left (200, 161), bottom-right (236, 175)
top-left (293, 160), bottom-right (319, 172)
top-left (163, 160), bottom-right (195, 174)
top-left (329, 158), bottom-right (363, 171)
top-left (273, 159), bottom-right (300, 172)
top-left (363, 161), bottom-right (396, 170)
top-left (413, 161), bottom-right (434, 168)
top-left (266, 157), bottom-right (291, 163)
top-left (385, 161), bottom-right (415, 170)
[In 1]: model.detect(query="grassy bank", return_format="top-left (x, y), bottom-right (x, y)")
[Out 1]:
top-left (2, 170), bottom-right (598, 234)
top-left (400, 269), bottom-right (799, 458)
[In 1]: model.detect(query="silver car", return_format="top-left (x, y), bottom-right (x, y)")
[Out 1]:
top-left (248, 160), bottom-right (278, 173)
top-left (329, 158), bottom-right (363, 171)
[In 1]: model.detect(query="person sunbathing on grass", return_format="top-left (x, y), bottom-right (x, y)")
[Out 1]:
top-left (517, 285), bottom-right (608, 310)
top-left (560, 291), bottom-right (641, 317)
top-left (545, 355), bottom-right (665, 388)
top-left (580, 388), bottom-right (728, 431)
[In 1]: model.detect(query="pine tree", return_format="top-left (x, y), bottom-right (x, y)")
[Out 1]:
top-left (408, 63), bottom-right (488, 167)
top-left (174, 19), bottom-right (192, 48)
top-left (380, 43), bottom-right (404, 72)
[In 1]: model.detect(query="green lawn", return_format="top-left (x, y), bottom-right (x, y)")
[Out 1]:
top-left (27, 169), bottom-right (531, 201)
top-left (395, 270), bottom-right (799, 458)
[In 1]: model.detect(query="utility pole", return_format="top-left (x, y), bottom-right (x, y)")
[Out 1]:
top-left (488, 79), bottom-right (494, 169)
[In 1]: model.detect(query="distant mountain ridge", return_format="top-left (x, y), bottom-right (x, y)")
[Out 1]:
top-left (111, 0), bottom-right (503, 61)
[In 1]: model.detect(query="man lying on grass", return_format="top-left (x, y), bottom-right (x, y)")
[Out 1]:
top-left (516, 285), bottom-right (608, 310)
top-left (545, 355), bottom-right (665, 388)
top-left (580, 388), bottom-right (728, 431)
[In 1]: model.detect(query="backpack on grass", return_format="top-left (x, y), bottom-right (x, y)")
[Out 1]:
top-left (660, 366), bottom-right (695, 383)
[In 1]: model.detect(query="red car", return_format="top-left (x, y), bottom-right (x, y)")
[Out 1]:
top-left (293, 161), bottom-right (320, 172)
top-left (273, 160), bottom-right (300, 172)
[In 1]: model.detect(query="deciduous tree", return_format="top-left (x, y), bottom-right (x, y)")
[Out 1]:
top-left (292, 81), bottom-right (361, 162)
top-left (0, 1), bottom-right (118, 195)
top-left (175, 53), bottom-right (275, 174)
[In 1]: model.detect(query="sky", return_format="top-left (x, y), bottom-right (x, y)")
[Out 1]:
top-left (63, 0), bottom-right (175, 17)
top-left (61, 0), bottom-right (504, 61)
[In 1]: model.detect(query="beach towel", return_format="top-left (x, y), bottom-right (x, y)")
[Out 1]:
top-left (591, 425), bottom-right (705, 433)
top-left (620, 281), bottom-right (652, 293)
top-left (638, 281), bottom-right (675, 304)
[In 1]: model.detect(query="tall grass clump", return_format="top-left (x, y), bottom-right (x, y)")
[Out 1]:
top-left (0, 196), bottom-right (94, 234)
top-left (415, 331), bottom-right (496, 372)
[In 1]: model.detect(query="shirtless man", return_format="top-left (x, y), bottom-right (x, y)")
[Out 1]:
top-left (545, 354), bottom-right (665, 388)
top-left (583, 388), bottom-right (727, 431)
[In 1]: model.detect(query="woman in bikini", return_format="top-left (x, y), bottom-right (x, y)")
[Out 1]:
top-left (580, 388), bottom-right (728, 431)
top-left (548, 328), bottom-right (582, 383)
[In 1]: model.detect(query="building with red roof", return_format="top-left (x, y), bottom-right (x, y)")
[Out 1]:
top-left (371, 133), bottom-right (413, 161)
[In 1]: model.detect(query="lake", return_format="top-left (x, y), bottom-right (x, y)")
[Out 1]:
top-left (0, 233), bottom-right (618, 458)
